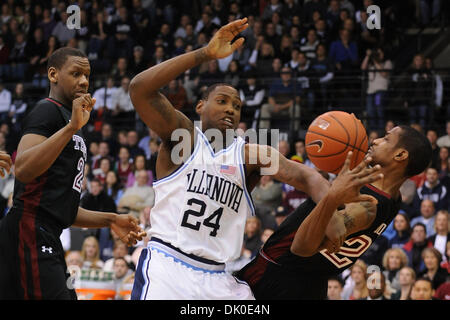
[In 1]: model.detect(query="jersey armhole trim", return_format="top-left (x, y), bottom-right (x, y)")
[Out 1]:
top-left (238, 140), bottom-right (256, 216)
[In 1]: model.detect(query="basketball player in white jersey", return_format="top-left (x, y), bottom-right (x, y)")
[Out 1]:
top-left (129, 18), bottom-right (330, 300)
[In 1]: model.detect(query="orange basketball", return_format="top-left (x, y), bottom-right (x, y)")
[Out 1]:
top-left (305, 111), bottom-right (368, 174)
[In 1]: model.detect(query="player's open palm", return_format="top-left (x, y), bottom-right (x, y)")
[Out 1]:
top-left (70, 93), bottom-right (96, 131)
top-left (329, 151), bottom-right (383, 205)
top-left (205, 18), bottom-right (248, 59)
top-left (111, 214), bottom-right (147, 247)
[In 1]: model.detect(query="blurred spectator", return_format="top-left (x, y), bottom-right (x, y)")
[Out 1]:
top-left (199, 59), bottom-right (224, 93)
top-left (361, 271), bottom-right (388, 300)
top-left (9, 83), bottom-right (28, 131)
top-left (360, 234), bottom-right (389, 267)
top-left (65, 250), bottom-right (84, 270)
top-left (127, 154), bottom-right (153, 188)
top-left (239, 70), bottom-right (265, 129)
top-left (309, 43), bottom-right (334, 111)
top-left (26, 28), bottom-right (46, 79)
top-left (442, 241), bottom-right (450, 272)
top-left (329, 28), bottom-right (358, 72)
top-left (409, 278), bottom-right (435, 300)
top-left (80, 178), bottom-right (117, 213)
top-left (104, 170), bottom-right (124, 206)
top-left (249, 39), bottom-right (276, 78)
top-left (92, 141), bottom-right (112, 169)
top-left (0, 82), bottom-right (12, 123)
top-left (107, 7), bottom-right (136, 60)
top-left (403, 222), bottom-right (433, 275)
top-left (115, 146), bottom-right (132, 187)
top-left (274, 205), bottom-right (289, 227)
top-left (147, 138), bottom-right (160, 178)
top-left (419, 247), bottom-right (448, 290)
top-left (388, 212), bottom-right (412, 249)
top-left (223, 60), bottom-right (241, 88)
top-left (300, 29), bottom-right (319, 60)
top-left (436, 147), bottom-right (449, 183)
top-left (103, 240), bottom-right (132, 272)
top-left (112, 257), bottom-right (132, 299)
top-left (390, 266), bottom-right (416, 300)
top-left (118, 169), bottom-right (155, 217)
top-left (428, 210), bottom-right (449, 260)
top-left (260, 228), bottom-right (274, 245)
top-left (81, 236), bottom-right (105, 270)
top-left (92, 157), bottom-right (112, 185)
top-left (111, 76), bottom-right (135, 130)
top-left (434, 280), bottom-right (450, 300)
top-left (126, 130), bottom-right (146, 159)
top-left (327, 276), bottom-right (344, 300)
top-left (413, 167), bottom-right (449, 211)
top-left (382, 248), bottom-right (409, 292)
top-left (163, 79), bottom-right (188, 111)
top-left (436, 120), bottom-right (450, 148)
top-left (361, 47), bottom-right (393, 132)
top-left (259, 66), bottom-right (302, 131)
top-left (51, 11), bottom-right (76, 46)
top-left (252, 175), bottom-right (283, 214)
top-left (342, 260), bottom-right (369, 300)
top-left (32, 35), bottom-right (59, 88)
top-left (411, 199), bottom-right (437, 236)
top-left (111, 57), bottom-right (132, 86)
top-left (403, 54), bottom-right (433, 129)
top-left (92, 77), bottom-right (118, 131)
top-left (243, 216), bottom-right (263, 258)
top-left (427, 129), bottom-right (441, 168)
top-left (419, 0), bottom-right (441, 25)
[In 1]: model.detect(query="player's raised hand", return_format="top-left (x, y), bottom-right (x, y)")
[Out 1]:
top-left (0, 151), bottom-right (12, 178)
top-left (329, 151), bottom-right (383, 205)
top-left (111, 214), bottom-right (147, 247)
top-left (70, 93), bottom-right (96, 131)
top-left (205, 18), bottom-right (248, 59)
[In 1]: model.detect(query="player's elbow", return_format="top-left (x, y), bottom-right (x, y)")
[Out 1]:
top-left (14, 163), bottom-right (33, 184)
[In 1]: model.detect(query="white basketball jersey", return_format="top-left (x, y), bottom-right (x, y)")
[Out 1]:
top-left (148, 127), bottom-right (255, 263)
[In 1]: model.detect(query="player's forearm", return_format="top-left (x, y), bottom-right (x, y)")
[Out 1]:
top-left (73, 207), bottom-right (117, 228)
top-left (291, 193), bottom-right (339, 257)
top-left (15, 125), bottom-right (78, 184)
top-left (130, 47), bottom-right (211, 97)
top-left (292, 164), bottom-right (330, 204)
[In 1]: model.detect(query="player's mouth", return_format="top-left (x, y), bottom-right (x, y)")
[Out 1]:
top-left (221, 117), bottom-right (234, 128)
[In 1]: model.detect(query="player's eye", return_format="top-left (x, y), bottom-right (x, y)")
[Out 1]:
top-left (217, 99), bottom-right (225, 104)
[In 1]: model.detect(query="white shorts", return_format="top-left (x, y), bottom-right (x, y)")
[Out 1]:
top-left (131, 238), bottom-right (255, 300)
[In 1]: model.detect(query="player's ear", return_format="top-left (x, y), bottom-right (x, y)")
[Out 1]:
top-left (394, 148), bottom-right (409, 162)
top-left (195, 100), bottom-right (204, 116)
top-left (48, 66), bottom-right (58, 84)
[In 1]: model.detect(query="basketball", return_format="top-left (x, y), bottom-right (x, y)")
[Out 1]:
top-left (305, 111), bottom-right (368, 174)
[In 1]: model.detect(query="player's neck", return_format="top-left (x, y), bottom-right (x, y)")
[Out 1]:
top-left (49, 88), bottom-right (71, 108)
top-left (370, 169), bottom-right (404, 199)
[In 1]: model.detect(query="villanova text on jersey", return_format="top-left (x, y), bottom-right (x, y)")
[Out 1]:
top-left (186, 168), bottom-right (244, 213)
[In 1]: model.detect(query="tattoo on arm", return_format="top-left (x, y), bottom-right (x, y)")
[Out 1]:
top-left (194, 48), bottom-right (210, 64)
top-left (343, 212), bottom-right (355, 230)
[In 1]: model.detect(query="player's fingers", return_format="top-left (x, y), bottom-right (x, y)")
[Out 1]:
top-left (231, 37), bottom-right (245, 51)
top-left (0, 159), bottom-right (11, 172)
top-left (0, 151), bottom-right (12, 165)
top-left (350, 154), bottom-right (370, 174)
top-left (339, 151), bottom-right (353, 174)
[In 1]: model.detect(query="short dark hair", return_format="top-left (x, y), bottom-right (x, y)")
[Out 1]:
top-left (47, 47), bottom-right (87, 70)
top-left (396, 125), bottom-right (432, 177)
top-left (201, 83), bottom-right (236, 100)
top-left (328, 276), bottom-right (344, 287)
top-left (412, 222), bottom-right (427, 234)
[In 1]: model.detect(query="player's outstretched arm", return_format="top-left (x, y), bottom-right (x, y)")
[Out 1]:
top-left (14, 94), bottom-right (95, 184)
top-left (129, 18), bottom-right (248, 142)
top-left (73, 207), bottom-right (147, 247)
top-left (290, 152), bottom-right (383, 257)
top-left (245, 144), bottom-right (330, 204)
top-left (0, 151), bottom-right (12, 178)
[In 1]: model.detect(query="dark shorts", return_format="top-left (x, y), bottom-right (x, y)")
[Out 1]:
top-left (0, 208), bottom-right (77, 300)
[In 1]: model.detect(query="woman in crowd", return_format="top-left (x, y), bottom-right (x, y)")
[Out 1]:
top-left (388, 212), bottom-right (412, 249)
top-left (126, 154), bottom-right (153, 188)
top-left (342, 260), bottom-right (369, 300)
top-left (81, 236), bottom-right (104, 270)
top-left (418, 247), bottom-right (449, 290)
top-left (390, 266), bottom-right (416, 300)
top-left (382, 248), bottom-right (409, 292)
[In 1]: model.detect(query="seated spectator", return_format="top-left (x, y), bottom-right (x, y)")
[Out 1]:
top-left (361, 271), bottom-right (389, 300)
top-left (163, 79), bottom-right (188, 111)
top-left (126, 130), bottom-right (146, 159)
top-left (309, 43), bottom-right (334, 111)
top-left (103, 239), bottom-right (132, 272)
top-left (390, 266), bottom-right (416, 300)
top-left (248, 38), bottom-right (276, 78)
top-left (342, 260), bottom-right (369, 300)
top-left (51, 11), bottom-right (76, 46)
top-left (436, 120), bottom-right (450, 148)
top-left (434, 280), bottom-right (450, 300)
top-left (299, 28), bottom-right (319, 60)
top-left (419, 247), bottom-right (448, 290)
top-left (112, 257), bottom-right (133, 299)
top-left (412, 167), bottom-right (448, 215)
top-left (127, 154), bottom-right (153, 188)
top-left (104, 170), bottom-right (124, 205)
top-left (403, 222), bottom-right (434, 275)
top-left (118, 170), bottom-right (155, 217)
top-left (329, 28), bottom-right (358, 72)
top-left (243, 216), bottom-right (263, 258)
top-left (115, 146), bottom-right (132, 187)
top-left (259, 66), bottom-right (302, 131)
top-left (9, 82), bottom-right (28, 131)
top-left (223, 59), bottom-right (241, 88)
top-left (199, 59), bottom-right (224, 94)
top-left (111, 57), bottom-right (132, 86)
top-left (65, 250), bottom-right (84, 271)
top-left (360, 233), bottom-right (389, 267)
top-left (428, 210), bottom-right (450, 260)
top-left (409, 278), bottom-right (435, 300)
top-left (274, 205), bottom-right (289, 227)
top-left (388, 212), bottom-right (412, 249)
top-left (92, 77), bottom-right (118, 130)
top-left (106, 7), bottom-right (136, 60)
top-left (8, 32), bottom-right (28, 81)
top-left (411, 199), bottom-right (437, 236)
top-left (92, 141), bottom-right (112, 169)
top-left (382, 248), bottom-right (409, 292)
top-left (251, 175), bottom-right (283, 214)
top-left (129, 45), bottom-right (147, 75)
top-left (80, 178), bottom-right (116, 213)
top-left (437, 147), bottom-right (449, 183)
top-left (327, 276), bottom-right (344, 300)
top-left (81, 236), bottom-right (105, 270)
top-left (92, 157), bottom-right (112, 185)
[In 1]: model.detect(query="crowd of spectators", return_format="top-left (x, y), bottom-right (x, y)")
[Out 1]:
top-left (0, 0), bottom-right (449, 300)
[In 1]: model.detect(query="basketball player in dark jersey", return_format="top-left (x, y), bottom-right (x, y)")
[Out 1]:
top-left (236, 126), bottom-right (432, 299)
top-left (0, 47), bottom-right (146, 300)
